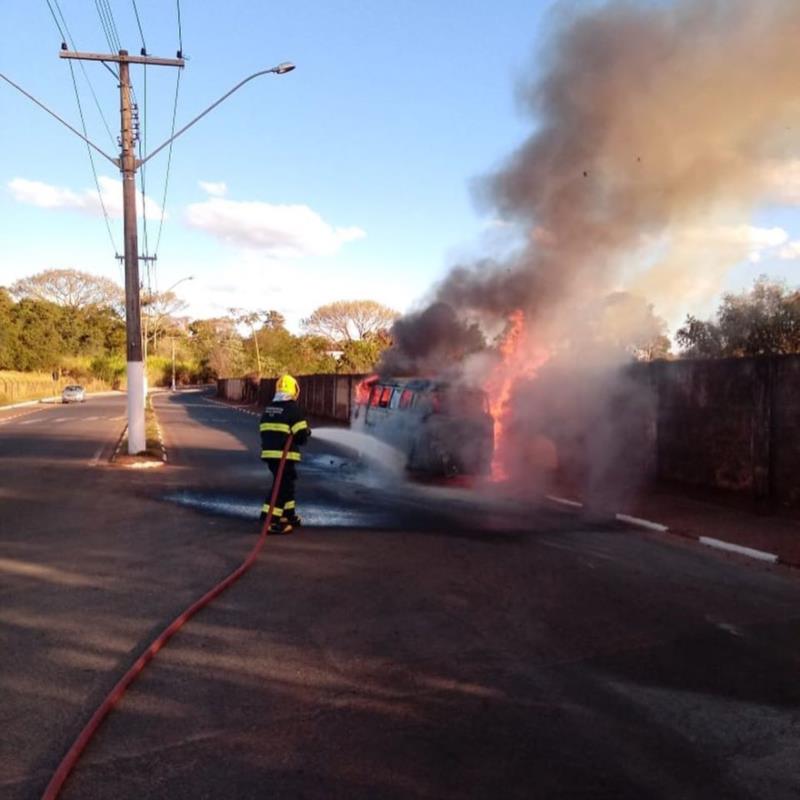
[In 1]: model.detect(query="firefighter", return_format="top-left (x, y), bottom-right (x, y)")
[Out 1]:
top-left (259, 374), bottom-right (311, 534)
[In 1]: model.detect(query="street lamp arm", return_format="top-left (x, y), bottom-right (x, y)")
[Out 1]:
top-left (139, 63), bottom-right (295, 168)
top-left (0, 71), bottom-right (118, 167)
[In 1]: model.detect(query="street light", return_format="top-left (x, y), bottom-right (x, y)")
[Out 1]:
top-left (139, 62), bottom-right (296, 167)
top-left (164, 276), bottom-right (194, 392)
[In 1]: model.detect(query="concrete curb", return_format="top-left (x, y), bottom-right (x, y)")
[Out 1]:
top-left (543, 494), bottom-right (793, 569)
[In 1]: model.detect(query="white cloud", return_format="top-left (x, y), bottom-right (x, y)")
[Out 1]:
top-left (678, 224), bottom-right (789, 263)
top-left (198, 180), bottom-right (227, 197)
top-left (180, 251), bottom-right (414, 332)
top-left (8, 176), bottom-right (163, 220)
top-left (185, 197), bottom-right (365, 257)
top-left (779, 240), bottom-right (800, 260)
top-left (681, 224), bottom-right (789, 249)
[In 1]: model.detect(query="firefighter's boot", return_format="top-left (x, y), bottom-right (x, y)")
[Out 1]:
top-left (284, 514), bottom-right (302, 527)
top-left (268, 518), bottom-right (293, 535)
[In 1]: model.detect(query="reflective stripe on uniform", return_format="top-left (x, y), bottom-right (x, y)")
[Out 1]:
top-left (261, 449), bottom-right (301, 461)
top-left (260, 422), bottom-right (291, 433)
top-left (261, 503), bottom-right (284, 515)
top-left (291, 420), bottom-right (309, 434)
top-left (284, 500), bottom-right (296, 510)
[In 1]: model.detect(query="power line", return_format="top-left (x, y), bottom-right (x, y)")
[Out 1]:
top-left (131, 0), bottom-right (147, 51)
top-left (65, 59), bottom-right (119, 256)
top-left (154, 69), bottom-right (181, 258)
top-left (41, 0), bottom-right (119, 262)
top-left (43, 0), bottom-right (66, 41)
top-left (46, 0), bottom-right (116, 146)
top-left (176, 0), bottom-right (184, 55)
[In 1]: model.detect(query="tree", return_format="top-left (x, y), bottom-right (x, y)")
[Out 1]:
top-left (302, 300), bottom-right (399, 343)
top-left (188, 318), bottom-right (247, 379)
top-left (677, 277), bottom-right (800, 358)
top-left (10, 268), bottom-right (123, 311)
top-left (228, 308), bottom-right (273, 376)
top-left (338, 331), bottom-right (393, 372)
top-left (0, 288), bottom-right (17, 369)
top-left (142, 290), bottom-right (189, 356)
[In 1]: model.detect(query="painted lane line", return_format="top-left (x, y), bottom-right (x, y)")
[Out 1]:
top-left (545, 495), bottom-right (584, 509)
top-left (698, 536), bottom-right (778, 564)
top-left (615, 513), bottom-right (669, 532)
top-left (53, 417), bottom-right (69, 423)
top-left (18, 418), bottom-right (44, 426)
top-left (83, 416), bottom-right (100, 422)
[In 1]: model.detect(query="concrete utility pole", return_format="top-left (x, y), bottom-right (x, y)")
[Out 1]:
top-left (61, 49), bottom-right (184, 453)
top-left (2, 55), bottom-right (295, 453)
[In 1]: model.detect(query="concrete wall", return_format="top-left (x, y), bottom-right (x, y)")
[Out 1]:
top-left (217, 374), bottom-right (367, 422)
top-left (650, 355), bottom-right (800, 507)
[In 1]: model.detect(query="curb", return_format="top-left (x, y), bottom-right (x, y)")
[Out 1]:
top-left (543, 494), bottom-right (789, 568)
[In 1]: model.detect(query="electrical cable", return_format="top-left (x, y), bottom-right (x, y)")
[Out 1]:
top-left (43, 0), bottom-right (66, 41)
top-left (103, 0), bottom-right (123, 52)
top-left (65, 60), bottom-right (119, 258)
top-left (41, 0), bottom-right (119, 256)
top-left (176, 0), bottom-right (184, 54)
top-left (40, 433), bottom-right (296, 800)
top-left (49, 0), bottom-right (116, 144)
top-left (131, 0), bottom-right (147, 51)
top-left (153, 69), bottom-right (181, 258)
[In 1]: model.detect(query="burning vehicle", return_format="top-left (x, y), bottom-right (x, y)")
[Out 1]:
top-left (352, 375), bottom-right (494, 476)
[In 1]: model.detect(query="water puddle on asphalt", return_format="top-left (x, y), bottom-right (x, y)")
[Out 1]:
top-left (162, 490), bottom-right (393, 528)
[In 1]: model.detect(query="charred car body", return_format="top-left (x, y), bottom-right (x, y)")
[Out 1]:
top-left (353, 376), bottom-right (493, 476)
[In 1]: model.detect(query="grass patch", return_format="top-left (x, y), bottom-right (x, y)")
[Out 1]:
top-left (114, 395), bottom-right (164, 461)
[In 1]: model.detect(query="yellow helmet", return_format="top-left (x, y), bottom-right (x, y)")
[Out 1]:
top-left (276, 373), bottom-right (299, 399)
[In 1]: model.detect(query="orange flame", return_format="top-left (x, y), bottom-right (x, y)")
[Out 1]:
top-left (486, 311), bottom-right (548, 482)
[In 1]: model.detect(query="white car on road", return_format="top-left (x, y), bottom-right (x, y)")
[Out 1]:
top-left (61, 385), bottom-right (86, 404)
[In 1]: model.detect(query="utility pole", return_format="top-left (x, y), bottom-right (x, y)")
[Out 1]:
top-left (61, 49), bottom-right (184, 453)
top-left (2, 56), bottom-right (295, 453)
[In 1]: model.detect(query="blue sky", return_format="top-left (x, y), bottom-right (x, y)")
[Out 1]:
top-left (1, 1), bottom-right (798, 332)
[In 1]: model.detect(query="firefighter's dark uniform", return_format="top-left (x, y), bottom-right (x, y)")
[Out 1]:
top-left (259, 399), bottom-right (310, 523)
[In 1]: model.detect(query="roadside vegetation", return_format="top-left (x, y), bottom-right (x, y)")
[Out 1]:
top-left (1, 268), bottom-right (399, 405)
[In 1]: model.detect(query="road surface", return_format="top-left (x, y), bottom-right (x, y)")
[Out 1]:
top-left (1, 390), bottom-right (799, 799)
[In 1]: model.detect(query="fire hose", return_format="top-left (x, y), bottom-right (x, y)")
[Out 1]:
top-left (41, 435), bottom-right (295, 800)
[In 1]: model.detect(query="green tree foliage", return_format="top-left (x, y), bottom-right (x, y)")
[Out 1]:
top-left (677, 277), bottom-right (800, 358)
top-left (189, 318), bottom-right (248, 379)
top-left (1, 268), bottom-right (126, 374)
top-left (338, 331), bottom-right (393, 372)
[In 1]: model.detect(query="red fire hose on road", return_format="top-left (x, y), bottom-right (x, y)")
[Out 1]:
top-left (41, 436), bottom-right (295, 800)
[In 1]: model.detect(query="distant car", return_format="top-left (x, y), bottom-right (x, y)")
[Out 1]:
top-left (61, 385), bottom-right (86, 404)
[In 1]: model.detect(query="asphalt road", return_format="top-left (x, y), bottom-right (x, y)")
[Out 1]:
top-left (2, 390), bottom-right (800, 799)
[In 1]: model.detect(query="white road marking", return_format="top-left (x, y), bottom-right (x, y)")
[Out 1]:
top-left (545, 494), bottom-right (584, 508)
top-left (83, 416), bottom-right (99, 422)
top-left (615, 513), bottom-right (669, 532)
top-left (716, 622), bottom-right (745, 638)
top-left (18, 418), bottom-right (43, 426)
top-left (53, 417), bottom-right (68, 423)
top-left (698, 536), bottom-right (779, 564)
